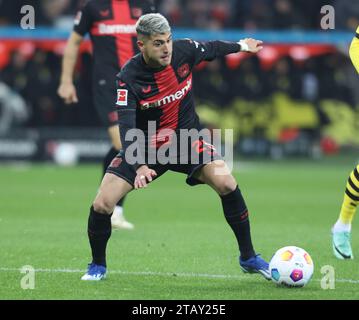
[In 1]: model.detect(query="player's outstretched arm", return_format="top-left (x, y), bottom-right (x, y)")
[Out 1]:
top-left (238, 38), bottom-right (264, 53)
top-left (57, 31), bottom-right (83, 104)
top-left (134, 165), bottom-right (157, 189)
top-left (182, 37), bottom-right (264, 65)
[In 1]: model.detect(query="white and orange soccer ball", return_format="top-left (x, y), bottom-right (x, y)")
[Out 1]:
top-left (269, 246), bottom-right (314, 287)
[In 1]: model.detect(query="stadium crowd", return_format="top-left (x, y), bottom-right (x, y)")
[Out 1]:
top-left (0, 43), bottom-right (356, 129)
top-left (0, 0), bottom-right (357, 30)
top-left (0, 0), bottom-right (358, 143)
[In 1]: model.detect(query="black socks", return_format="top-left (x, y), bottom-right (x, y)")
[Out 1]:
top-left (220, 186), bottom-right (255, 260)
top-left (87, 206), bottom-right (112, 267)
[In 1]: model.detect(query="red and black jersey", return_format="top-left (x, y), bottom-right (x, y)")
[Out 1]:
top-left (73, 0), bottom-right (156, 76)
top-left (116, 39), bottom-right (241, 167)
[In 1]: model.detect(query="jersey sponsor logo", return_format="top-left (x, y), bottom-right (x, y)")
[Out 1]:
top-left (140, 78), bottom-right (192, 110)
top-left (74, 11), bottom-right (82, 25)
top-left (98, 23), bottom-right (136, 35)
top-left (116, 89), bottom-right (128, 106)
top-left (142, 85), bottom-right (151, 94)
top-left (177, 63), bottom-right (190, 78)
top-left (100, 9), bottom-right (110, 17)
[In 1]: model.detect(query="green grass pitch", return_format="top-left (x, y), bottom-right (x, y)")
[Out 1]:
top-left (1, 156), bottom-right (359, 300)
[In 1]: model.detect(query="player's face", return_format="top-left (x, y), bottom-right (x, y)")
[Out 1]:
top-left (140, 32), bottom-right (173, 67)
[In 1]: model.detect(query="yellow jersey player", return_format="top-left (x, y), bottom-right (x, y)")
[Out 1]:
top-left (331, 26), bottom-right (359, 259)
top-left (349, 26), bottom-right (359, 73)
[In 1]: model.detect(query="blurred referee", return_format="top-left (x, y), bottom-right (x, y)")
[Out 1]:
top-left (58, 0), bottom-right (156, 230)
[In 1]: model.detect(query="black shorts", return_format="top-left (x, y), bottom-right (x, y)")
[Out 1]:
top-left (106, 138), bottom-right (222, 187)
top-left (92, 74), bottom-right (118, 127)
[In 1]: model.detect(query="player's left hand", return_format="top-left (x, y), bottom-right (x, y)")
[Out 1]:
top-left (134, 165), bottom-right (157, 189)
top-left (239, 38), bottom-right (263, 53)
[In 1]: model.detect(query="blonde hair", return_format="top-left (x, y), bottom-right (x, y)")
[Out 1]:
top-left (136, 13), bottom-right (171, 37)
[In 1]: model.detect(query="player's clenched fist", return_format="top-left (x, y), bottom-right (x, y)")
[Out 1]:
top-left (134, 165), bottom-right (157, 189)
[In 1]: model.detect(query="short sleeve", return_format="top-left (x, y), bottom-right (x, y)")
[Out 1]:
top-left (73, 1), bottom-right (93, 36)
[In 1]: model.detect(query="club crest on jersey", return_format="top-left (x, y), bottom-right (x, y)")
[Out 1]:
top-left (116, 89), bottom-right (128, 106)
top-left (177, 63), bottom-right (190, 78)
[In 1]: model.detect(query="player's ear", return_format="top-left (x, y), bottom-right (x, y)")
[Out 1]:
top-left (137, 40), bottom-right (145, 53)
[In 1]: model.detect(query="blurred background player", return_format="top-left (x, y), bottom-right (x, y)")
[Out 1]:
top-left (331, 26), bottom-right (359, 260)
top-left (57, 0), bottom-right (156, 230)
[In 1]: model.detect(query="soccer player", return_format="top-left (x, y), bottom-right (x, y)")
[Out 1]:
top-left (349, 26), bottom-right (359, 73)
top-left (81, 13), bottom-right (270, 281)
top-left (57, 0), bottom-right (156, 230)
top-left (331, 27), bottom-right (359, 260)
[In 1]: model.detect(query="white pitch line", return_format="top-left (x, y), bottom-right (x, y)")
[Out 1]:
top-left (0, 267), bottom-right (242, 279)
top-left (1, 267), bottom-right (359, 284)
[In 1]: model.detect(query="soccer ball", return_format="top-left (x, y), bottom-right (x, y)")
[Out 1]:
top-left (269, 246), bottom-right (314, 287)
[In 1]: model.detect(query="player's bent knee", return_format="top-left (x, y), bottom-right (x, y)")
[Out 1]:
top-left (214, 176), bottom-right (237, 196)
top-left (93, 198), bottom-right (115, 215)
